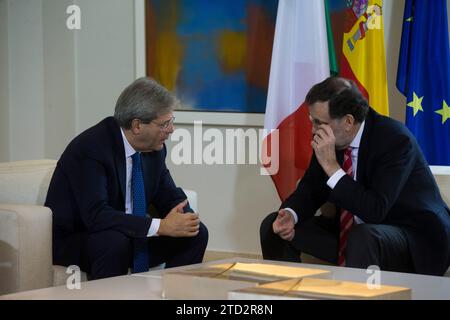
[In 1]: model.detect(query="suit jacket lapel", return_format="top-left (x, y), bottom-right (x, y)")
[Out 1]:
top-left (110, 118), bottom-right (127, 202)
top-left (357, 108), bottom-right (375, 183)
top-left (115, 151), bottom-right (126, 202)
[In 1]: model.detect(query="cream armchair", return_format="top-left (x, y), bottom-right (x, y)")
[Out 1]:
top-left (0, 160), bottom-right (198, 295)
top-left (430, 167), bottom-right (450, 277)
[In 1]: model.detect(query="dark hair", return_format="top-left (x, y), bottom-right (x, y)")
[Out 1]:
top-left (114, 77), bottom-right (178, 129)
top-left (305, 77), bottom-right (369, 123)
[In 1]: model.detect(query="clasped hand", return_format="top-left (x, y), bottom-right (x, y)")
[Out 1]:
top-left (157, 200), bottom-right (200, 237)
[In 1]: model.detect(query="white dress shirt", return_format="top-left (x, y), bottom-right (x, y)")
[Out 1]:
top-left (286, 121), bottom-right (366, 225)
top-left (120, 129), bottom-right (160, 237)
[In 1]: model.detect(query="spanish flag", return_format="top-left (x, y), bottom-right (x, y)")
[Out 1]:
top-left (329, 0), bottom-right (389, 116)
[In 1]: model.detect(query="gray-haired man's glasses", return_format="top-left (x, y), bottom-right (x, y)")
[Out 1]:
top-left (152, 116), bottom-right (175, 130)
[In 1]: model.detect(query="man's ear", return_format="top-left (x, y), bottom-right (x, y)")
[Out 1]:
top-left (345, 114), bottom-right (356, 129)
top-left (130, 119), bottom-right (141, 134)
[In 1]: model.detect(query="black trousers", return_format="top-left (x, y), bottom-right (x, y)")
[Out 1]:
top-left (260, 212), bottom-right (415, 273)
top-left (77, 222), bottom-right (208, 280)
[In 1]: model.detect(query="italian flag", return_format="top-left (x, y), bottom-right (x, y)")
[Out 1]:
top-left (262, 0), bottom-right (330, 201)
top-left (263, 0), bottom-right (389, 201)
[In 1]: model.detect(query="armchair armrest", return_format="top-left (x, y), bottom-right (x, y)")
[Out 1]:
top-left (0, 204), bottom-right (53, 294)
top-left (430, 166), bottom-right (450, 207)
top-left (184, 189), bottom-right (198, 213)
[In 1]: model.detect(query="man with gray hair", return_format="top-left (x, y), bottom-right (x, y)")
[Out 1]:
top-left (46, 77), bottom-right (208, 280)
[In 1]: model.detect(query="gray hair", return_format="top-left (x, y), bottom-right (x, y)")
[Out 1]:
top-left (114, 77), bottom-right (178, 129)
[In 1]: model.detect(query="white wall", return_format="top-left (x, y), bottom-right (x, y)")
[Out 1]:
top-left (384, 0), bottom-right (407, 122)
top-left (1, 0), bottom-right (449, 254)
top-left (8, 0), bottom-right (45, 160)
top-left (0, 0), bottom-right (136, 160)
top-left (0, 0), bottom-right (10, 161)
top-left (75, 0), bottom-right (135, 133)
top-left (42, 0), bottom-right (77, 159)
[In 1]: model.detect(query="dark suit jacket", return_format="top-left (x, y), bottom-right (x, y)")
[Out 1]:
top-left (282, 108), bottom-right (450, 275)
top-left (45, 117), bottom-right (191, 266)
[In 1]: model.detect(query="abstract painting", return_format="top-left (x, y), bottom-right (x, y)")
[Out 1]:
top-left (146, 0), bottom-right (278, 113)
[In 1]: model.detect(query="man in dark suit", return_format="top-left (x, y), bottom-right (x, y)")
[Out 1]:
top-left (46, 77), bottom-right (208, 280)
top-left (260, 77), bottom-right (450, 276)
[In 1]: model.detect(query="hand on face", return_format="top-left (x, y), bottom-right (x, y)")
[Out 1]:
top-left (311, 124), bottom-right (341, 177)
top-left (273, 209), bottom-right (295, 241)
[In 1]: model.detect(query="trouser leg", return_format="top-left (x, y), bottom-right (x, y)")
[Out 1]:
top-left (346, 224), bottom-right (415, 273)
top-left (85, 230), bottom-right (132, 280)
top-left (147, 222), bottom-right (209, 268)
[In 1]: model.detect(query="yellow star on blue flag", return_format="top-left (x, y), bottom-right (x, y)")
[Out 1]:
top-left (396, 0), bottom-right (450, 165)
top-left (435, 100), bottom-right (450, 124)
top-left (407, 92), bottom-right (424, 116)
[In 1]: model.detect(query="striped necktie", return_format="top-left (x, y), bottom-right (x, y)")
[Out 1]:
top-left (338, 147), bottom-right (355, 266)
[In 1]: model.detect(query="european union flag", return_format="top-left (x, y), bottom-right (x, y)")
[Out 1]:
top-left (396, 0), bottom-right (450, 165)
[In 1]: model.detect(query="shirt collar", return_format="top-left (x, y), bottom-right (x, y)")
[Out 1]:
top-left (349, 121), bottom-right (365, 149)
top-left (120, 128), bottom-right (136, 158)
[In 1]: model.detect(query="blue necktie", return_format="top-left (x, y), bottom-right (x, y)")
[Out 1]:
top-left (131, 152), bottom-right (150, 273)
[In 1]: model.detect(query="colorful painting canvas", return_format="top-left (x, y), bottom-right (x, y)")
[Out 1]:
top-left (146, 0), bottom-right (278, 113)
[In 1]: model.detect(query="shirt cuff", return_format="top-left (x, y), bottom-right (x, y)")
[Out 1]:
top-left (327, 169), bottom-right (346, 189)
top-left (147, 218), bottom-right (161, 237)
top-left (283, 208), bottom-right (298, 224)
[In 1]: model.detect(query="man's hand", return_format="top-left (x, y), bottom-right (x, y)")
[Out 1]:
top-left (157, 200), bottom-right (200, 237)
top-left (311, 124), bottom-right (341, 177)
top-left (273, 209), bottom-right (295, 241)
